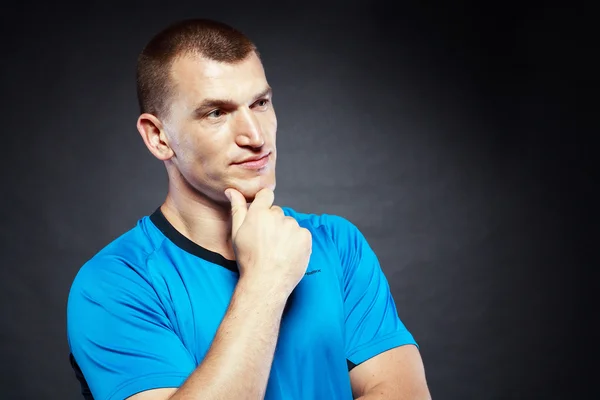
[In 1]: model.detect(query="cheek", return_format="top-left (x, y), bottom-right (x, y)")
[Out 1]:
top-left (262, 111), bottom-right (277, 139)
top-left (191, 137), bottom-right (228, 175)
top-left (175, 137), bottom-right (198, 165)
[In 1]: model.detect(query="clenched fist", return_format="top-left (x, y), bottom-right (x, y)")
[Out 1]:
top-left (225, 187), bottom-right (312, 299)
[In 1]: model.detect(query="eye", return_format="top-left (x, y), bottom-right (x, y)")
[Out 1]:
top-left (254, 99), bottom-right (270, 108)
top-left (207, 109), bottom-right (225, 118)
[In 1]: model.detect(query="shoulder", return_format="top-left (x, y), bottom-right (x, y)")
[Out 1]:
top-left (68, 215), bottom-right (163, 300)
top-left (282, 206), bottom-right (365, 248)
top-left (282, 206), bottom-right (355, 231)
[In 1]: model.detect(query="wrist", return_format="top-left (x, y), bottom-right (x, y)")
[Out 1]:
top-left (236, 276), bottom-right (290, 306)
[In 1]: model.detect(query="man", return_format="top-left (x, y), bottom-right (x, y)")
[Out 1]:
top-left (66, 18), bottom-right (431, 400)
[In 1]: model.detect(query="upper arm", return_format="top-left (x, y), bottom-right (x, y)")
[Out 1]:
top-left (349, 345), bottom-right (430, 399)
top-left (322, 215), bottom-right (418, 366)
top-left (126, 388), bottom-right (177, 400)
top-left (322, 215), bottom-right (428, 396)
top-left (67, 256), bottom-right (196, 400)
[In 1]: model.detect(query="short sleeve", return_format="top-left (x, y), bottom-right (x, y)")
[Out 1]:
top-left (66, 256), bottom-right (196, 400)
top-left (321, 215), bottom-right (418, 367)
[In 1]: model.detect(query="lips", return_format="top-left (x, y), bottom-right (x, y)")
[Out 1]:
top-left (233, 152), bottom-right (271, 169)
top-left (235, 152), bottom-right (270, 164)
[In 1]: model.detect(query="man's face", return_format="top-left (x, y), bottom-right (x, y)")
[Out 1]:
top-left (163, 52), bottom-right (277, 203)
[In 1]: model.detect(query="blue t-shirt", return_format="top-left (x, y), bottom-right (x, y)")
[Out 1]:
top-left (67, 207), bottom-right (417, 400)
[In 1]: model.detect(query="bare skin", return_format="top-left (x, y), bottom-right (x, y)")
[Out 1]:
top-left (129, 50), bottom-right (431, 400)
top-left (128, 188), bottom-right (312, 400)
top-left (130, 52), bottom-right (312, 399)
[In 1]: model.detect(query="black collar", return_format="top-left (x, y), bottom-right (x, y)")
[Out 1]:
top-left (150, 207), bottom-right (239, 273)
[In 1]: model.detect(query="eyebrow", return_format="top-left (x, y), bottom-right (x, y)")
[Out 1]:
top-left (192, 86), bottom-right (273, 116)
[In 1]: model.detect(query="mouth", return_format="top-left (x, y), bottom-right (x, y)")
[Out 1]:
top-left (232, 152), bottom-right (271, 170)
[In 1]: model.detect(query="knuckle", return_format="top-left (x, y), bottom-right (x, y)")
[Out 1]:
top-left (284, 216), bottom-right (297, 224)
top-left (300, 227), bottom-right (312, 240)
top-left (271, 205), bottom-right (283, 215)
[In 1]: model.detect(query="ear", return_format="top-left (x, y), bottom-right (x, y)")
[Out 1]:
top-left (136, 113), bottom-right (174, 161)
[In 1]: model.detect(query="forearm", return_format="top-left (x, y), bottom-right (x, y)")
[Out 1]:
top-left (170, 278), bottom-right (287, 400)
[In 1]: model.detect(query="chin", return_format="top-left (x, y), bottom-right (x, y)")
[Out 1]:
top-left (237, 177), bottom-right (276, 202)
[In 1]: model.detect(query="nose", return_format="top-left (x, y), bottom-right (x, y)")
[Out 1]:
top-left (234, 107), bottom-right (265, 148)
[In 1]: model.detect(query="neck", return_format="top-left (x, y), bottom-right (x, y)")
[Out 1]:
top-left (160, 178), bottom-right (236, 260)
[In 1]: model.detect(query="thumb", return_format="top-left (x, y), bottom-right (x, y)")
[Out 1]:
top-left (225, 188), bottom-right (247, 237)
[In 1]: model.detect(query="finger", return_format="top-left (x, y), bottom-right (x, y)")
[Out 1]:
top-left (225, 188), bottom-right (247, 237)
top-left (270, 205), bottom-right (284, 217)
top-left (249, 187), bottom-right (275, 211)
top-left (283, 216), bottom-right (299, 226)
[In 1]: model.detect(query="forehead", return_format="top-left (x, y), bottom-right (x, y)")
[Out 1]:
top-left (170, 52), bottom-right (268, 103)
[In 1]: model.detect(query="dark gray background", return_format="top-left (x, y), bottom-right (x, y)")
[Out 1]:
top-left (0, 1), bottom-right (594, 399)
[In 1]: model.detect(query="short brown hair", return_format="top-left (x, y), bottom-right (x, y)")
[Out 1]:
top-left (136, 18), bottom-right (259, 119)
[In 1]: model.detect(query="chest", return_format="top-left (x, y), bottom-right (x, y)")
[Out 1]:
top-left (159, 245), bottom-right (346, 365)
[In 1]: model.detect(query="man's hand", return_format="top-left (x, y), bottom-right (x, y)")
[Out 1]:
top-left (225, 187), bottom-right (313, 298)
